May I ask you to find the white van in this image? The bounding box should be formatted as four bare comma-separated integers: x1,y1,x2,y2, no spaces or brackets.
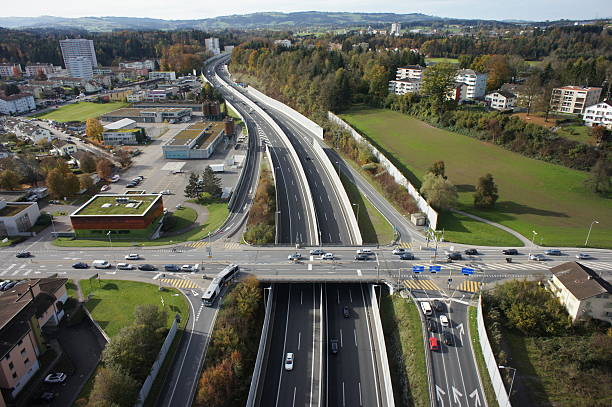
92,260,111,269
420,301,433,316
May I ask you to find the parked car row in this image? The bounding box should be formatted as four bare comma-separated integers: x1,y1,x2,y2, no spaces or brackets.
0,280,24,291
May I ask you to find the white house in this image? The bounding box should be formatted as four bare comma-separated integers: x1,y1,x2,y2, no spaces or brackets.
548,262,612,323
389,79,422,95
50,139,78,156
0,201,40,237
455,69,488,99
485,90,517,111
149,71,176,81
582,101,612,129
396,65,424,81
0,94,36,115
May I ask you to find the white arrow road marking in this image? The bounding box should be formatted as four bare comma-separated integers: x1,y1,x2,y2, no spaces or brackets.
469,389,482,407
6,264,16,272
152,273,162,280
457,323,465,336
436,385,446,405
452,386,463,404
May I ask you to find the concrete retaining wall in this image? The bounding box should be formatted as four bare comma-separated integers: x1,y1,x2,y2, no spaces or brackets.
216,69,319,245
370,285,395,407
246,287,274,407
478,296,511,407
328,112,439,230
225,98,249,211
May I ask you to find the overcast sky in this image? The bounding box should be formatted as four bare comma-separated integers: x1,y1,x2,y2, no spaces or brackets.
3,0,611,21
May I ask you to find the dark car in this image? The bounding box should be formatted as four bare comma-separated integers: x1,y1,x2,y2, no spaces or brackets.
432,299,444,312
464,248,478,255
138,264,157,271
164,264,180,272
72,262,89,269
447,252,462,260
443,331,454,346
126,182,137,188
355,253,368,260
426,318,437,332
31,392,56,405
399,252,415,260
16,251,31,258
502,249,519,255
343,306,350,318
330,339,339,354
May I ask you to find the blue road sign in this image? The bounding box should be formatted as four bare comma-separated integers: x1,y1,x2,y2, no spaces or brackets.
461,267,475,275
429,265,441,273
412,265,425,273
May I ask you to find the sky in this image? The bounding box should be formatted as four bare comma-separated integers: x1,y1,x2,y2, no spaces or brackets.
2,0,611,21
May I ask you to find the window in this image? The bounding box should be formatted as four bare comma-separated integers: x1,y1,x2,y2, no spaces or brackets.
8,362,14,370
24,358,29,365
20,348,26,356
12,372,17,379
17,339,23,346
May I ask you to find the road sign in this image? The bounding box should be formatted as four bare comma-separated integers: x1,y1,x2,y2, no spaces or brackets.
429,265,441,273
412,265,424,273
461,267,475,275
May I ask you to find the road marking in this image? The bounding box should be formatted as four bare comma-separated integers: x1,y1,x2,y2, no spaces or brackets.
275,285,292,407
292,387,297,407
435,385,446,406
308,263,312,271
342,382,345,407
11,270,20,276
469,389,482,407
452,386,463,404
358,382,363,406
301,290,303,305
349,289,353,303
340,328,343,347
152,273,162,280
6,264,15,272
23,270,31,275
337,289,340,304
354,329,357,347
357,269,362,276
298,331,301,351
0,270,7,276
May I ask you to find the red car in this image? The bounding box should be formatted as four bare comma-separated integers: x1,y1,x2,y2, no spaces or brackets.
429,336,440,351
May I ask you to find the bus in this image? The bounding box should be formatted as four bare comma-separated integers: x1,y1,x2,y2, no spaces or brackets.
201,264,240,306
420,301,433,316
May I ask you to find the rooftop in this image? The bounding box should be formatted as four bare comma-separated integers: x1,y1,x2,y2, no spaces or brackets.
101,107,189,118
558,86,602,91
550,262,612,300
0,203,29,217
168,121,225,149
71,194,161,216
103,118,136,130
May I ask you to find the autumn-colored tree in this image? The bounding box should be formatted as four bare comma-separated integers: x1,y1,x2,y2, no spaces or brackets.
428,160,446,179
116,149,132,168
79,174,94,192
64,172,80,197
0,169,21,190
87,367,139,407
233,277,261,319
96,158,113,180
86,118,104,142
79,153,97,173
474,173,499,208
420,172,458,210
46,168,65,199
195,352,241,407
421,62,457,114
590,125,609,146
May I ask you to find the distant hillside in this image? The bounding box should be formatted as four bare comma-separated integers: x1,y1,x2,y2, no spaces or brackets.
0,11,498,32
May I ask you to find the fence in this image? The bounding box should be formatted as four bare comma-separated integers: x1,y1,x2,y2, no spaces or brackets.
327,112,438,230
246,287,274,407
134,316,179,407
477,296,511,407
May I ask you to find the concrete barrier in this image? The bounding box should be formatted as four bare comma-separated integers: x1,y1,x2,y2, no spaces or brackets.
264,145,280,244
247,86,323,139
225,98,250,211
370,285,395,407
328,112,439,230
246,286,274,407
478,296,511,407
246,88,362,246
216,69,319,246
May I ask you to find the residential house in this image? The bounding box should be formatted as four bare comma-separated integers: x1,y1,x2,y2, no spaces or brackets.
455,69,488,99
389,79,421,95
0,64,22,78
0,94,36,115
0,278,68,405
550,86,602,115
50,139,77,156
396,65,424,81
14,123,54,143
582,101,612,129
485,90,517,111
448,82,469,103
548,262,612,323
274,39,292,48
119,60,156,70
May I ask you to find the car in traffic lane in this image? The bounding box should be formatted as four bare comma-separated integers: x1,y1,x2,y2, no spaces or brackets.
502,249,519,255
429,336,440,351
529,253,547,261
284,353,294,371
138,264,157,271
72,262,89,269
116,263,134,270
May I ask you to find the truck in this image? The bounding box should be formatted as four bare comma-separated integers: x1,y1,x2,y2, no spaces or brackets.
209,164,224,173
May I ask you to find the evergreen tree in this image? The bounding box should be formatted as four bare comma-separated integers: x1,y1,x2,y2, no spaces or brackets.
201,167,222,197
474,173,499,208
428,161,446,179
184,172,201,198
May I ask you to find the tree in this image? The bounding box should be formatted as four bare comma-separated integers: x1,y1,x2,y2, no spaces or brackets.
519,74,542,116
474,173,499,208
421,63,457,114
201,166,222,197
96,158,113,180
585,156,611,194
428,161,446,179
86,118,104,142
590,125,609,146
88,367,139,407
0,169,21,190
79,174,94,192
133,305,168,337
419,172,458,210
102,324,155,382
1,83,20,96
45,168,66,199
79,153,97,173
116,149,132,168
184,172,201,198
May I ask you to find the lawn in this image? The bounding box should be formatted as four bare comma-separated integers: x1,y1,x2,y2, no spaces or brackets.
35,102,127,122
425,57,459,65
556,125,592,145
340,172,395,244
340,107,612,248
79,279,188,338
54,202,229,247
74,195,158,216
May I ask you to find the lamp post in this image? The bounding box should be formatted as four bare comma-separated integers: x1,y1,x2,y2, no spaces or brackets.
529,230,537,257
585,220,599,247
352,203,360,222
107,230,112,249
498,365,517,404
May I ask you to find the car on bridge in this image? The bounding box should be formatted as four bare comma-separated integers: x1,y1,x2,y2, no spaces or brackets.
529,254,547,261
284,353,294,371
310,249,325,256
72,262,89,269
320,253,334,260
138,264,157,271
355,253,369,260
545,249,562,256
330,339,339,354
288,253,303,261
502,248,519,255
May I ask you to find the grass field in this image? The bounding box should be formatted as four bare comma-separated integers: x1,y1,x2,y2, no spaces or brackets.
425,57,459,65
556,125,592,144
340,172,395,244
79,279,188,338
35,102,127,122
340,107,612,248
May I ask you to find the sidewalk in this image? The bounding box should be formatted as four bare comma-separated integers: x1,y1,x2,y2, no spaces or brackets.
451,209,535,248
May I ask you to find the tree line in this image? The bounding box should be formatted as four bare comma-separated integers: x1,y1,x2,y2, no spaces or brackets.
244,165,276,244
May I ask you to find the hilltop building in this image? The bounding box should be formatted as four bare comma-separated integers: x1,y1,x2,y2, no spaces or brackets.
550,86,602,115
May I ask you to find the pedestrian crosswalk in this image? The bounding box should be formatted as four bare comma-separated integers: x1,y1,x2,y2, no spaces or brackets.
185,241,242,250
225,242,241,250
159,278,199,289
457,280,482,293
403,278,440,291
186,241,210,248
397,241,411,249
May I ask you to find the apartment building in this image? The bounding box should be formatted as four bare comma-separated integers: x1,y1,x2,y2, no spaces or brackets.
550,86,602,115
389,79,421,95
485,90,517,111
583,101,612,129
119,60,156,70
0,278,68,404
149,71,176,81
390,22,402,36
65,56,94,80
103,118,142,145
274,39,292,48
24,64,59,77
0,94,36,115
455,69,488,99
547,262,612,323
396,65,424,81
59,38,98,69
205,38,221,55
0,64,22,78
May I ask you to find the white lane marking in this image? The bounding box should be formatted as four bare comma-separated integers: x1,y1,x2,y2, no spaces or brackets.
292,387,297,407
308,263,313,271
19,264,25,269
298,331,301,351
6,264,16,272
360,284,381,407
337,289,340,304
0,270,7,276
23,270,31,275
358,382,363,406
357,269,362,276
340,328,343,348
342,382,346,407
11,270,20,275
297,212,301,221
349,289,353,303
301,290,303,305
275,285,293,407
152,273,162,280
354,329,358,347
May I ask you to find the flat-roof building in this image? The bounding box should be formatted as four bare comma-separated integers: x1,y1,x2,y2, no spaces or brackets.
100,107,191,123
162,121,226,159
0,201,40,237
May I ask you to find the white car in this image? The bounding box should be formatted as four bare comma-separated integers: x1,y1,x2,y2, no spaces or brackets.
392,248,406,255
181,264,199,272
100,185,110,192
576,253,591,260
529,254,546,261
44,372,67,384
161,190,172,195
321,253,334,260
288,253,302,261
440,314,449,327
357,249,373,255
116,263,134,270
310,249,325,256
125,254,140,260
284,352,294,371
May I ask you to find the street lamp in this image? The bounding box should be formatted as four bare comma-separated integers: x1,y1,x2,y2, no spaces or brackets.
529,230,537,256
585,220,599,247
352,203,360,223
107,230,113,249
498,365,517,403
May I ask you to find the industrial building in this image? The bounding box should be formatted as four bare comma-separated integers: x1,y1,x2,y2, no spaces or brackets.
162,120,234,159
100,107,191,123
